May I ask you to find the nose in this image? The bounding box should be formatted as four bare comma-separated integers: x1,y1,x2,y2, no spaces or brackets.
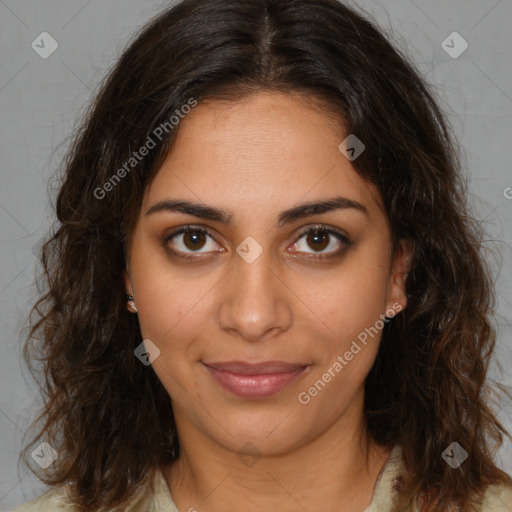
217,246,293,343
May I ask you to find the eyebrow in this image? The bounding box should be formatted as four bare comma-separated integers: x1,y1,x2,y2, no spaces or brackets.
145,196,369,227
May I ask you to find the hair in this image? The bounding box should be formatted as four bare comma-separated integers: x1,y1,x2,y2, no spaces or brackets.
21,0,511,510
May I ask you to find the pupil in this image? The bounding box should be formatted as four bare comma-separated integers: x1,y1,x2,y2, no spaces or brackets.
185,231,205,250
308,230,328,251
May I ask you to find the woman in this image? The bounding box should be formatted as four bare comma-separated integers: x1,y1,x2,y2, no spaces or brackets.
16,0,512,510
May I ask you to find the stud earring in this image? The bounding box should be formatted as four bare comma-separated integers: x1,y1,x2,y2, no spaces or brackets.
126,294,138,313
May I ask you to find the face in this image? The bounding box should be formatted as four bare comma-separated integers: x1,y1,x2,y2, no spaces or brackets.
125,91,410,457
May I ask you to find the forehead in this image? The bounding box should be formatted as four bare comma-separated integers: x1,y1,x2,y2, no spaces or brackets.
142,91,385,223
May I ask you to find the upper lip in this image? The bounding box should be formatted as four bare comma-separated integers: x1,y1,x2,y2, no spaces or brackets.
203,360,309,374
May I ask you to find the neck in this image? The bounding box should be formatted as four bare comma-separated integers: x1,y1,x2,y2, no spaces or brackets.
163,392,391,512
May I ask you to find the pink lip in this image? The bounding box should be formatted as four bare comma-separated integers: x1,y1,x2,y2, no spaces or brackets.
202,361,309,399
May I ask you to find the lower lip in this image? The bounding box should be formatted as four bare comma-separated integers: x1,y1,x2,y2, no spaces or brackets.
203,364,308,399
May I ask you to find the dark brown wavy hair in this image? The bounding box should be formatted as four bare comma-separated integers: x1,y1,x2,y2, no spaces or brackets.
21,0,511,510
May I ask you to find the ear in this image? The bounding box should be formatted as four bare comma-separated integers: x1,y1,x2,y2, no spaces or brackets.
385,239,412,316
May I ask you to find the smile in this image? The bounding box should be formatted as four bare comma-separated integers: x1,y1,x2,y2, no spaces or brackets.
202,361,310,399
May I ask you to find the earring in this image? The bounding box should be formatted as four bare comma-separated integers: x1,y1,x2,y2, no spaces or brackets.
126,294,138,313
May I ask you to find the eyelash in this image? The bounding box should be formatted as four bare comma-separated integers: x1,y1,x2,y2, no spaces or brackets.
163,224,352,261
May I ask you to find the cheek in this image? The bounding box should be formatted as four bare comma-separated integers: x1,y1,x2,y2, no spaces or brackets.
296,264,387,414
135,278,211,349
127,239,205,348
303,247,391,345
293,247,391,409
131,256,208,401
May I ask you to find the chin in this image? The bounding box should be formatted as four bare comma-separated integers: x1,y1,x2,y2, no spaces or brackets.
210,408,312,453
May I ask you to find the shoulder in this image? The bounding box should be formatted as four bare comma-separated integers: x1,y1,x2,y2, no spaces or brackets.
13,486,77,512
366,445,512,512
12,468,176,512
479,481,512,511
365,444,407,510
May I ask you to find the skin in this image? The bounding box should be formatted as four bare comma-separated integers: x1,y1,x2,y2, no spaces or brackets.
125,91,411,512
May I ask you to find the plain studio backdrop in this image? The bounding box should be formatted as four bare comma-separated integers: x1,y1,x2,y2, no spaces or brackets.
0,0,511,510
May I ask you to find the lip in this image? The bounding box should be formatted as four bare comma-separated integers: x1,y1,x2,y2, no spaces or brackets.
202,361,310,399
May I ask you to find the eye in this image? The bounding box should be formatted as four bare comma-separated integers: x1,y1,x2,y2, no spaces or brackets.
163,224,352,260
289,225,352,259
163,226,224,258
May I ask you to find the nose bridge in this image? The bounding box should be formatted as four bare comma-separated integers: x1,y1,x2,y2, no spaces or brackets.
217,241,292,341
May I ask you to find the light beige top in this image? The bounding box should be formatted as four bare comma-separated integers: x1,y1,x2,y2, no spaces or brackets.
13,445,512,511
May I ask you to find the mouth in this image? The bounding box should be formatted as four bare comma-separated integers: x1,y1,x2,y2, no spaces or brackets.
202,360,310,399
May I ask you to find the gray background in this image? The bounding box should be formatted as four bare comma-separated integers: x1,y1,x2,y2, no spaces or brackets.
1,0,511,509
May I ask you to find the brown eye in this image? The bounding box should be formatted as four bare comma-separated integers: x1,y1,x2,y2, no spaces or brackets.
182,230,207,251
305,230,330,252
290,226,352,259
164,226,223,258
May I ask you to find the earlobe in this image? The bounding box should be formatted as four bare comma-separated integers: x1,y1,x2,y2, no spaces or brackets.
124,268,138,314
126,294,138,313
